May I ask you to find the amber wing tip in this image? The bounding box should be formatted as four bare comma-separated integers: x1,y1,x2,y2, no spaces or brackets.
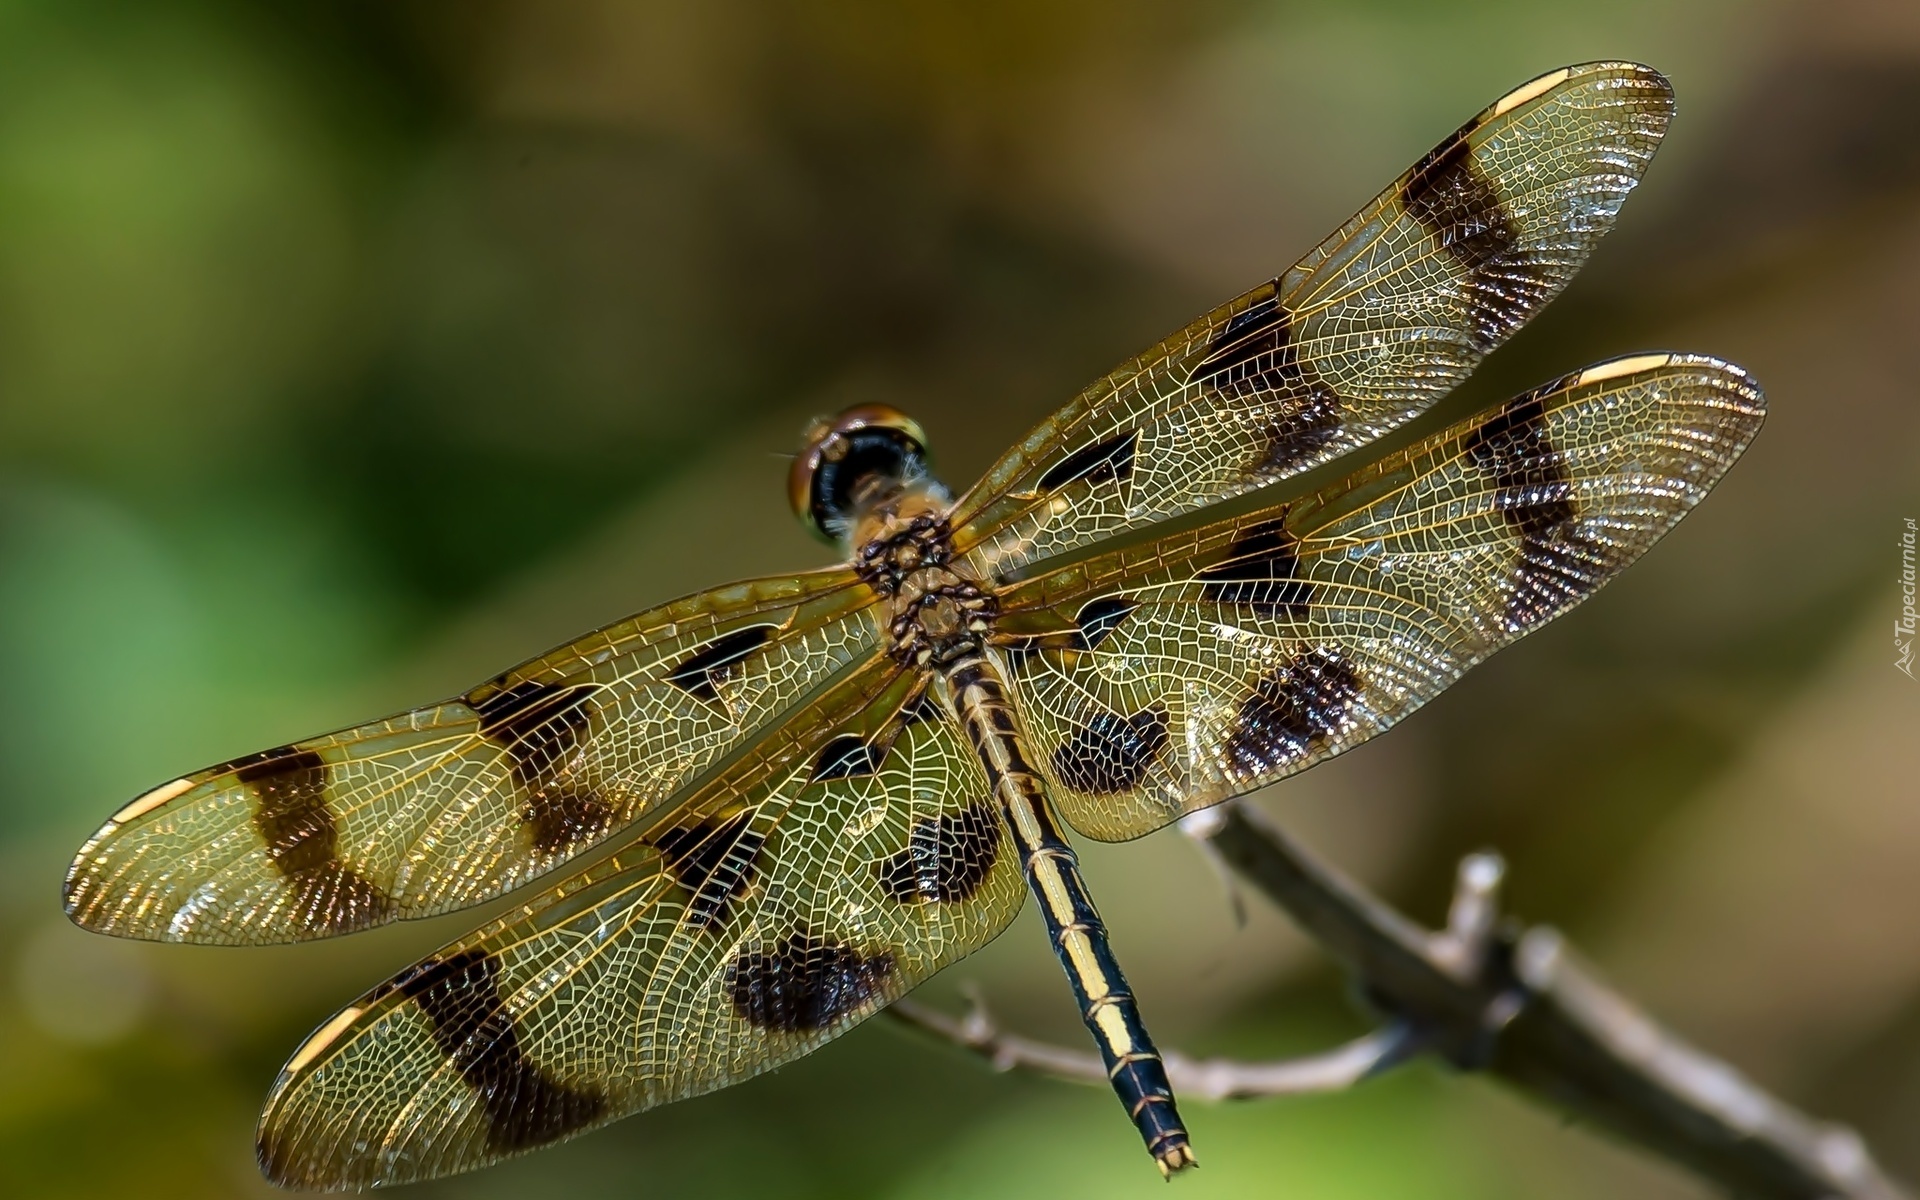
1155,1142,1199,1179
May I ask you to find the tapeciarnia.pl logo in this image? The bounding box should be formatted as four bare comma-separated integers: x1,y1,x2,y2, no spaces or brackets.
1898,517,1916,679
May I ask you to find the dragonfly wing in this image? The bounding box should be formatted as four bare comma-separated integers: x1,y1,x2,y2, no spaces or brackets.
255,665,1023,1189
65,570,884,944
988,354,1764,840
954,62,1675,582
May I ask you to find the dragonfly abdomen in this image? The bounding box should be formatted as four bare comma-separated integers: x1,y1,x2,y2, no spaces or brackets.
943,650,1197,1177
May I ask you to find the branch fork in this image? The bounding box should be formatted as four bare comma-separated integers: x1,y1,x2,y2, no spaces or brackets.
889,802,1909,1200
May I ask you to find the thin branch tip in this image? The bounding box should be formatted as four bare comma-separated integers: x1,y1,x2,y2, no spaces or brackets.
900,802,1909,1199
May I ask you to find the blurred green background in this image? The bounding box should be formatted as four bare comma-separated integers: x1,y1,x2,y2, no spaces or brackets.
3,1,1918,1197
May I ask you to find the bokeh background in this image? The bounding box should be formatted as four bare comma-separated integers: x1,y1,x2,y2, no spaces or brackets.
3,1,1917,1197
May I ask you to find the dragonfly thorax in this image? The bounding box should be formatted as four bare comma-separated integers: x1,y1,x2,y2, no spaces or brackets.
843,496,995,664
883,562,994,666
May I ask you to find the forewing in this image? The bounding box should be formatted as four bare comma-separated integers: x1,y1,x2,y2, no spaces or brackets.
954,62,1675,581
65,570,885,945
255,666,1022,1190
990,354,1763,840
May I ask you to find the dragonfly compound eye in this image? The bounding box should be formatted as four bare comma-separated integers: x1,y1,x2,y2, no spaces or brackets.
788,404,932,543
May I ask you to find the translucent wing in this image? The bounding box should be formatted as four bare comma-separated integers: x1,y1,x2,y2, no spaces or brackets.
65,570,884,945
988,354,1764,840
954,62,1675,582
255,665,1023,1190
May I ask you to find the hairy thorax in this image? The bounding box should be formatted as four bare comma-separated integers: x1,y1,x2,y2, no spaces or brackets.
850,491,996,666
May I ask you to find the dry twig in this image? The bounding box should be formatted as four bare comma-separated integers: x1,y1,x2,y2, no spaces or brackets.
888,801,1909,1200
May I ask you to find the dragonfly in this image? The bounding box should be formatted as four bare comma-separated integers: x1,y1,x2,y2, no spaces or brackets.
64,61,1763,1189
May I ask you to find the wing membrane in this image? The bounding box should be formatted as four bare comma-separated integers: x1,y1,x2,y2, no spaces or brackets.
65,570,883,945
255,666,1023,1190
990,354,1764,840
954,61,1675,582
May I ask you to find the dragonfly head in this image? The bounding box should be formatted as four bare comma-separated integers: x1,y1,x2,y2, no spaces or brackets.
790,404,942,547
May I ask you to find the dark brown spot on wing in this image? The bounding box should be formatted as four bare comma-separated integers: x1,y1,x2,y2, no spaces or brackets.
394,950,606,1153
1190,280,1343,475
1198,519,1314,620
1465,387,1619,630
655,810,765,930
1257,387,1343,476
470,682,595,783
1052,706,1170,795
1465,390,1573,534
1037,428,1137,493
875,800,1001,903
665,625,775,705
808,734,886,783
1501,527,1618,630
1403,128,1549,352
524,790,615,857
1193,280,1289,382
726,932,895,1032
1226,649,1363,779
1404,130,1506,270
468,680,609,855
240,747,392,934
1000,597,1138,667
1073,595,1138,651
240,749,334,874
